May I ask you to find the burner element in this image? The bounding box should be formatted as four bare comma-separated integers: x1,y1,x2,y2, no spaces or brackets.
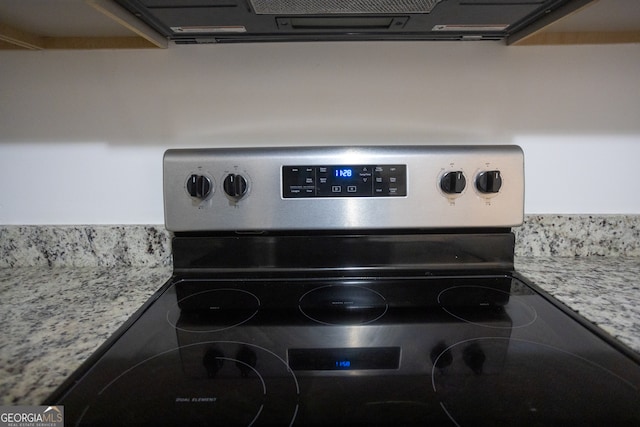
77,342,299,426
298,285,388,325
432,338,640,426
168,288,260,333
437,285,537,329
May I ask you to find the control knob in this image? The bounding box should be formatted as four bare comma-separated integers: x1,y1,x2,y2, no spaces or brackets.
187,174,212,199
223,173,248,199
476,170,502,194
440,171,466,194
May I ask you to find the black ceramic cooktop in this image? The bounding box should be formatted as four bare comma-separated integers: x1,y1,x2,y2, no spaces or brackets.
50,275,640,426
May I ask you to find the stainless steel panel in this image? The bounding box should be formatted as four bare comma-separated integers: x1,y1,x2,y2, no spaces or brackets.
163,145,524,231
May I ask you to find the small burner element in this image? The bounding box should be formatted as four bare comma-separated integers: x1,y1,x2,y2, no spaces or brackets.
298,285,388,325
168,288,260,333
437,285,537,329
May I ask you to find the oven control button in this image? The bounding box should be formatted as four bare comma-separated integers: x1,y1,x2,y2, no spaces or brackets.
186,174,212,199
476,170,502,194
223,173,248,199
440,171,466,194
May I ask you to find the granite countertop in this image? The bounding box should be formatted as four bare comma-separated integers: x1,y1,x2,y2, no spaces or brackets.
0,266,173,406
1,256,639,406
515,256,640,352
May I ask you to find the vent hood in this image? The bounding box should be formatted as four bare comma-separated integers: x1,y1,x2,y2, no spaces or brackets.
115,0,595,44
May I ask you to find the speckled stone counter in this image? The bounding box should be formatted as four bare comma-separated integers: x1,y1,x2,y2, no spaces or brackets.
515,257,640,353
0,225,171,268
0,266,172,405
515,215,640,257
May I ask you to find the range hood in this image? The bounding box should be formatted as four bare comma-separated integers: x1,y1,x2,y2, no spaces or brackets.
115,0,595,44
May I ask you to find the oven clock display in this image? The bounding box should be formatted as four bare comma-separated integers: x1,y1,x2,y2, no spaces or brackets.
283,164,406,198
335,360,352,369
335,168,353,178
288,347,400,371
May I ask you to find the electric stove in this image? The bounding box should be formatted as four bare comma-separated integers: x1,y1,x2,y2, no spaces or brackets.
47,146,640,426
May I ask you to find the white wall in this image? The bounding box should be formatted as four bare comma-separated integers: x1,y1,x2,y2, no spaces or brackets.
1,41,639,224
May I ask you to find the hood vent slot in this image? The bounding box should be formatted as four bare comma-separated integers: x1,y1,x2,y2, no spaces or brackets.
250,0,443,15
276,17,408,30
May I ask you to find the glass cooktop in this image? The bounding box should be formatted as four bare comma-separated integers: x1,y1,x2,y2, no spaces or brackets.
49,275,640,426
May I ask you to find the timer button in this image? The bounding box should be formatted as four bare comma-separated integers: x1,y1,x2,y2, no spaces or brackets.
223,173,248,199
440,171,466,194
187,174,212,199
476,170,503,194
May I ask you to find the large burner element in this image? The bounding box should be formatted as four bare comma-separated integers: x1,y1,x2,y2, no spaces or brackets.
76,342,299,427
432,338,640,426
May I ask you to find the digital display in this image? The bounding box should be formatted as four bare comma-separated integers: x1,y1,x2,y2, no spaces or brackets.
335,168,353,178
282,165,406,198
288,347,400,371
335,360,351,369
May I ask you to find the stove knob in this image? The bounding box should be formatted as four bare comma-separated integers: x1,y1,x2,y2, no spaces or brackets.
223,174,248,199
476,170,502,194
440,171,466,194
187,174,212,199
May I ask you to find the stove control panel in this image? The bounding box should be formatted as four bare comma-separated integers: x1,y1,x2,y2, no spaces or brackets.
163,145,524,231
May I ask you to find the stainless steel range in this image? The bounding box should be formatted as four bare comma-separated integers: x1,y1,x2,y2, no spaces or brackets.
48,145,640,426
